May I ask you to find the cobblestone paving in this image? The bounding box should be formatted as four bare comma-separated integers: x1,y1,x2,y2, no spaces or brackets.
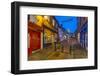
28,38,87,61
28,46,87,61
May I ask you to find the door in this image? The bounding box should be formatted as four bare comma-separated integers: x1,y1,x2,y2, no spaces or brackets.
28,30,41,56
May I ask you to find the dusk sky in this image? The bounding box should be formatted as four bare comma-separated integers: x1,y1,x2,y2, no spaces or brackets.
55,16,78,33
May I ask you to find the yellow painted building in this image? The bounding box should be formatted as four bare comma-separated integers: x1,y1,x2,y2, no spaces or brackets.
34,15,57,49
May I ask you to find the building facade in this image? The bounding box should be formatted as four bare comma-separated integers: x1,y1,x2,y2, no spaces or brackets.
77,17,88,50
28,15,59,56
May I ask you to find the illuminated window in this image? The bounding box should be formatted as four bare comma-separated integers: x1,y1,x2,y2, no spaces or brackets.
44,16,50,21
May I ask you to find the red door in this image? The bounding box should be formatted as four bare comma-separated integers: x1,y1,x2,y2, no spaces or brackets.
28,30,41,56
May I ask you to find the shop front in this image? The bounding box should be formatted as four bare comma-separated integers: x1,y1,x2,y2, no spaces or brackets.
43,27,57,51
28,21,43,56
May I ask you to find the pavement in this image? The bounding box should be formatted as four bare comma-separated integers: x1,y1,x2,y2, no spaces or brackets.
28,38,88,61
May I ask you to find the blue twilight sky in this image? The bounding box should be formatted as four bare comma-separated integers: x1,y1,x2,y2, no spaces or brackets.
54,16,78,33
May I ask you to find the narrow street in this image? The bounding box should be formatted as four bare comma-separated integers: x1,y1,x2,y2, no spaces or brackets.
28,38,87,61
28,15,88,61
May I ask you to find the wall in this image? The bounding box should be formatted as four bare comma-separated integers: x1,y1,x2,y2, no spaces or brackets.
0,0,99,76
